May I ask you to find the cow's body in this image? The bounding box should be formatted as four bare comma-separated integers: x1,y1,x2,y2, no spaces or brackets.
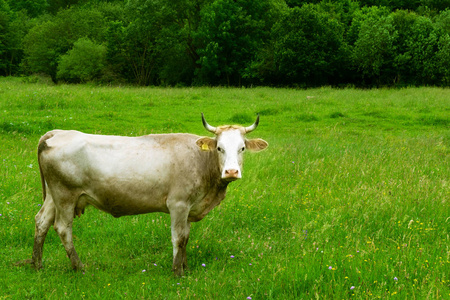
39,131,227,221
28,115,267,276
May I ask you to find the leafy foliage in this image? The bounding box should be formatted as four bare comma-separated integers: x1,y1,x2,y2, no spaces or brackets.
3,0,450,86
57,38,107,83
22,7,106,82
0,0,11,74
437,34,450,85
195,0,276,86
0,0,28,76
268,5,348,86
352,11,397,85
6,0,47,18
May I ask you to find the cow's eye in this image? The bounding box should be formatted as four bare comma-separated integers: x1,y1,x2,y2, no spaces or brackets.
217,147,224,153
241,147,245,152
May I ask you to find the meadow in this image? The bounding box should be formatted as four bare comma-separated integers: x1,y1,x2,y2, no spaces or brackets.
0,77,449,299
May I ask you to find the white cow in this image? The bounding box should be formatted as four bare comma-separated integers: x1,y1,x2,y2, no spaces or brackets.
26,114,268,276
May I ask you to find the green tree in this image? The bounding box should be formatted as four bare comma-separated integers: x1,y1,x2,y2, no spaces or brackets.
284,0,323,7
109,0,171,85
195,0,277,85
6,0,47,18
0,0,11,74
421,0,450,12
358,0,421,10
352,11,397,85
434,10,450,85
434,9,450,34
399,13,440,84
57,37,107,83
268,4,347,86
157,0,212,85
22,7,106,81
164,0,211,68
352,9,445,86
347,6,391,46
5,11,30,76
0,0,29,76
104,0,202,85
436,33,450,85
47,0,81,15
104,21,128,82
316,0,360,27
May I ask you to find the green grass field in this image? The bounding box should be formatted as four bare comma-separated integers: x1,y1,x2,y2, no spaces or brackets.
0,77,449,299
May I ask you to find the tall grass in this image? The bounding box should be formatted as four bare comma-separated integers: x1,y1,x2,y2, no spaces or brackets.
1,77,449,299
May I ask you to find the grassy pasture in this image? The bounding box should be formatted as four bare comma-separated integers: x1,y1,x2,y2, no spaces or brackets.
0,77,449,299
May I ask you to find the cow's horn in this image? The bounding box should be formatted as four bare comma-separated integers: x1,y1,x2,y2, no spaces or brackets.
244,114,260,133
201,113,217,133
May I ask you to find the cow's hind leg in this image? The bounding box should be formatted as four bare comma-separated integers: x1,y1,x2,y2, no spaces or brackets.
169,202,191,276
53,201,84,270
31,195,56,269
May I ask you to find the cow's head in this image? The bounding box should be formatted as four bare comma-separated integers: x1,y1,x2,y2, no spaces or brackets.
196,113,268,181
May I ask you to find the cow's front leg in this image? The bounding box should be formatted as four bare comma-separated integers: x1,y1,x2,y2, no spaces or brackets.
168,202,191,276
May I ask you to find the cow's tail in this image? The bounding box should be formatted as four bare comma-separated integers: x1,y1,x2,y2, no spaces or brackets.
37,130,58,202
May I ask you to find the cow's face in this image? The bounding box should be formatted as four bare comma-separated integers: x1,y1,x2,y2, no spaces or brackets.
196,114,268,181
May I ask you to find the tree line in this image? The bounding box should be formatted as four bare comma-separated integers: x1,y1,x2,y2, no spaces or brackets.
1,0,450,87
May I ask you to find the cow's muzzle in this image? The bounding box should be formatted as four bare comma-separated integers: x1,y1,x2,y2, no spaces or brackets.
223,169,240,181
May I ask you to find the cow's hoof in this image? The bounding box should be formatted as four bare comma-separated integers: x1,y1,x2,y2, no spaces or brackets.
72,263,85,271
15,259,43,270
172,267,185,277
14,259,32,267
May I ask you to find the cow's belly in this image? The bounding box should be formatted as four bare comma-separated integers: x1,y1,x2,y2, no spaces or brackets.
79,182,171,217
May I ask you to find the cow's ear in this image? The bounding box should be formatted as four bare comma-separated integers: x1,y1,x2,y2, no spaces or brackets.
245,138,268,152
196,137,217,151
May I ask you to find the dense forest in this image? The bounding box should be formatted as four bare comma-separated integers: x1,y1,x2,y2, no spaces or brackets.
1,0,450,87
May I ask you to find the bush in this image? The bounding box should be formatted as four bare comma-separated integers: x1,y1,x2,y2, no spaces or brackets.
57,38,107,83
22,7,106,81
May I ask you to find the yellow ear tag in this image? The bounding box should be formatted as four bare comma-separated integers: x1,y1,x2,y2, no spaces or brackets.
201,143,209,151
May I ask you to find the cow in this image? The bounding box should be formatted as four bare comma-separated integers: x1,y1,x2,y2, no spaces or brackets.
26,113,268,276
